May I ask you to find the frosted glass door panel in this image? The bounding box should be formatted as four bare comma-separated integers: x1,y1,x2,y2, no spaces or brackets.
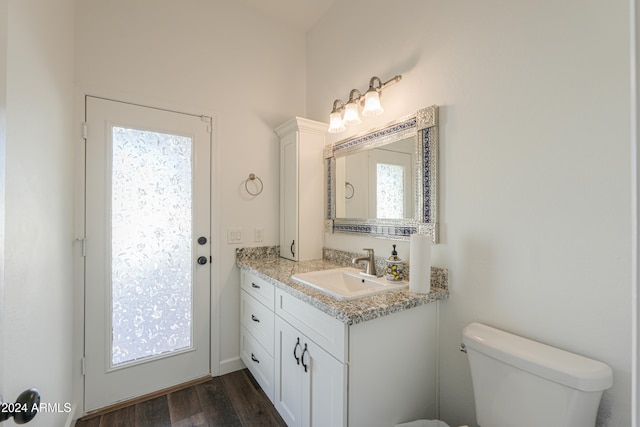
111,127,194,366
84,96,211,412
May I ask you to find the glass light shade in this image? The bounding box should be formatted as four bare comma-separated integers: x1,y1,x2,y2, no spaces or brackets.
328,111,346,134
362,91,384,117
342,102,361,125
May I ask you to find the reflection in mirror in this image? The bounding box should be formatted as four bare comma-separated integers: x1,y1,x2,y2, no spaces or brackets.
325,106,438,241
337,136,415,219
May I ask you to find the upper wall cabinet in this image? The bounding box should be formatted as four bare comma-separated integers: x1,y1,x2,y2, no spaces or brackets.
275,118,327,261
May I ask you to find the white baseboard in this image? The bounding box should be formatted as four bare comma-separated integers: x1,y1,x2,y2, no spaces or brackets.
218,356,246,375
65,403,78,427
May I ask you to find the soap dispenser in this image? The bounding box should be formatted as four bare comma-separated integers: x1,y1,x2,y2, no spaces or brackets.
385,244,403,282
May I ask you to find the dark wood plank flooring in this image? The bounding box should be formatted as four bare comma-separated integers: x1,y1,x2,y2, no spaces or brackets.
76,369,287,427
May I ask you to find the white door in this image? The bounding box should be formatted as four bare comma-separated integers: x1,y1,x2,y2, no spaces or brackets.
84,96,212,412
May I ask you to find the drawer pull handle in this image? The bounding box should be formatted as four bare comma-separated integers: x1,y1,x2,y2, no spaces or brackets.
251,353,260,364
301,343,309,373
251,282,260,289
293,337,302,365
251,314,260,323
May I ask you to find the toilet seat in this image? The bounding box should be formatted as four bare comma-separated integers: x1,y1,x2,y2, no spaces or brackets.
394,421,468,427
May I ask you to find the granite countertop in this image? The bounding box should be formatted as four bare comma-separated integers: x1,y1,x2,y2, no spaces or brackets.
236,247,449,325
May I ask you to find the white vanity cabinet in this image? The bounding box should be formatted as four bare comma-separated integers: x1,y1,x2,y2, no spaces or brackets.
239,270,276,401
274,290,347,427
273,288,438,427
275,316,347,427
275,118,327,261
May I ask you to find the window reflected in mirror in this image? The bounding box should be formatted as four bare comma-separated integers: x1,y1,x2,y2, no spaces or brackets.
377,163,405,219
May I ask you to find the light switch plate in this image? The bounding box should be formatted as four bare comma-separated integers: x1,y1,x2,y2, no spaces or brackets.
227,227,243,244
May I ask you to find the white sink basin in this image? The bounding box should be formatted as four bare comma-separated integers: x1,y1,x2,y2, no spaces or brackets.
291,267,408,300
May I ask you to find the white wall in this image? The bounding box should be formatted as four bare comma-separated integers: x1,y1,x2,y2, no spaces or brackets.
4,0,75,425
75,0,306,378
0,0,7,401
308,1,632,426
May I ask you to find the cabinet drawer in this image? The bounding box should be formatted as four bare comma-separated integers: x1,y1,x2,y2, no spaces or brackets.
275,289,347,362
240,290,275,355
241,326,275,403
241,270,275,309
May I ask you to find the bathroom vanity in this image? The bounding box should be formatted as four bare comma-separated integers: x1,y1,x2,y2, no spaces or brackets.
237,247,449,427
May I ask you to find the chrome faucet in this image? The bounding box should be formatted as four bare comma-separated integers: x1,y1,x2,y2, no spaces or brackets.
352,248,377,276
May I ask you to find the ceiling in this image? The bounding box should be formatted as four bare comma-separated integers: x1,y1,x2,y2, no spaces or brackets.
232,0,338,32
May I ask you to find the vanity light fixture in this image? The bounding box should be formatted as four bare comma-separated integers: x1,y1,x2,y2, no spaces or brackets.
342,89,363,126
329,100,346,133
328,75,402,134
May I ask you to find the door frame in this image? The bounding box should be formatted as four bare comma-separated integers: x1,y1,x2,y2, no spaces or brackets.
72,89,220,416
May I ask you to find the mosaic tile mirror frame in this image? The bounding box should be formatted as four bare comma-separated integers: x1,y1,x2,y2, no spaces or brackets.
324,105,439,242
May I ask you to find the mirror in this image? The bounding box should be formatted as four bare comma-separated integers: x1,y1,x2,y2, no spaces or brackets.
338,136,415,219
325,105,439,241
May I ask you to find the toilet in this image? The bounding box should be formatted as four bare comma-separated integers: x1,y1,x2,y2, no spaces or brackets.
397,322,613,427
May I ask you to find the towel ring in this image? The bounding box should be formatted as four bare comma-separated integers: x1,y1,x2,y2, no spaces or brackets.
245,173,263,196
345,181,355,199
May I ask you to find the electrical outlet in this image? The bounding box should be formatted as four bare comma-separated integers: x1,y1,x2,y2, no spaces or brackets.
254,227,264,242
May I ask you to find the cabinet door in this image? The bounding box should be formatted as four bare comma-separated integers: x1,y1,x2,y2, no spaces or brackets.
302,336,347,427
280,132,298,261
275,317,347,427
275,317,304,427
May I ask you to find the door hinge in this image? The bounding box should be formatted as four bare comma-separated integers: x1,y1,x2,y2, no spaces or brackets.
75,237,86,257
201,116,212,134
81,357,86,376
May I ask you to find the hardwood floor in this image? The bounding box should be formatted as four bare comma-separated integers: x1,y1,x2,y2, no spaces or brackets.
76,369,287,427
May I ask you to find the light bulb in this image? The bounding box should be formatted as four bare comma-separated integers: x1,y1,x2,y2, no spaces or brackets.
342,102,361,126
362,90,383,117
328,111,346,133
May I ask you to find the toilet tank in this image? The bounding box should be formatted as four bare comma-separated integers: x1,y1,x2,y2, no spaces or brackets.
462,323,613,427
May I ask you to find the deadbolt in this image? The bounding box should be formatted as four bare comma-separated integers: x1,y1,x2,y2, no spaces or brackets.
197,236,207,245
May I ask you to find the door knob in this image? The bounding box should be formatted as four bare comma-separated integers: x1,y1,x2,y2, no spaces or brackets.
0,388,40,424
197,256,208,265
